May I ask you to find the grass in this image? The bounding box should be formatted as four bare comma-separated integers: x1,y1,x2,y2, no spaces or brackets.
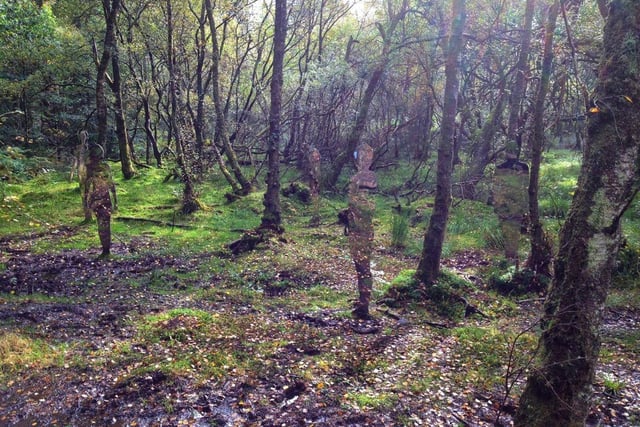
451,324,538,388
1,149,640,423
0,331,66,379
345,390,399,410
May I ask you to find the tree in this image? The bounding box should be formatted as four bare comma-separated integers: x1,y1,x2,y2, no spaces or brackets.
415,0,466,285
506,0,535,159
204,0,253,198
166,0,199,214
108,7,136,179
515,0,640,425
95,0,119,158
324,0,408,189
525,0,559,277
0,0,85,150
260,0,287,232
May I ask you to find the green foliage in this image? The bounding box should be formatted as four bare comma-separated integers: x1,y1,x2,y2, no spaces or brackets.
344,390,399,410
446,200,502,254
451,324,538,388
0,146,54,182
613,240,640,288
384,269,474,321
139,308,215,344
538,150,581,219
600,372,625,396
0,0,57,74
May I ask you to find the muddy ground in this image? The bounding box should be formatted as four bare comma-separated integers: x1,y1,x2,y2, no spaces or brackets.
0,229,638,427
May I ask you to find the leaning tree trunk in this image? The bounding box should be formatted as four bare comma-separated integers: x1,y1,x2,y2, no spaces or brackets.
415,0,465,285
525,0,558,277
260,0,287,233
515,1,640,425
324,0,408,189
204,0,252,197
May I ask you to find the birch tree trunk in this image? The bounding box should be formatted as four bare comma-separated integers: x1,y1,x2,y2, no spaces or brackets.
515,1,640,424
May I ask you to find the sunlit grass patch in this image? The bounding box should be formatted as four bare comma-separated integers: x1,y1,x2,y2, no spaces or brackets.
344,389,399,410
138,308,215,344
451,324,538,388
0,331,66,378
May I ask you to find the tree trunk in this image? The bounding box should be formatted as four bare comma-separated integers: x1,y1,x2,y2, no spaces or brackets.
166,0,199,214
96,0,119,158
515,1,640,425
415,0,466,285
204,0,252,196
142,97,161,167
525,0,558,277
324,0,408,189
260,0,287,233
110,40,136,179
506,0,535,159
458,87,506,199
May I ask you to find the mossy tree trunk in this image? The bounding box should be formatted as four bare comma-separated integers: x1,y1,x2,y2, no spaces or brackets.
415,0,465,285
515,1,640,425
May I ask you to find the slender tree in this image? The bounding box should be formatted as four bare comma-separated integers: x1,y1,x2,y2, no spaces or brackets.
506,0,535,158
95,0,118,157
109,31,136,179
324,0,408,189
516,0,640,425
260,0,287,232
415,0,466,284
525,0,559,277
166,0,199,213
204,0,253,197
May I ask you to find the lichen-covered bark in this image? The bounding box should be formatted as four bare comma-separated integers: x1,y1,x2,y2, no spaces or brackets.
515,1,640,425
416,0,465,285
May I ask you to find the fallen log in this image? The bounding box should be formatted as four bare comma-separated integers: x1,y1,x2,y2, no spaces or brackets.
115,216,195,229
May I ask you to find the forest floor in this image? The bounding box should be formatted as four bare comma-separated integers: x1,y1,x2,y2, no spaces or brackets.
0,224,639,427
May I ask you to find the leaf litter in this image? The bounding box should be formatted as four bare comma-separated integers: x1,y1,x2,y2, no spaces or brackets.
0,227,638,426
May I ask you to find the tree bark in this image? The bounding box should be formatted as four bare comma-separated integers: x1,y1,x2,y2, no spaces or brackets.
515,1,640,425
525,0,558,277
96,0,119,159
415,0,466,285
506,0,535,159
166,0,199,214
110,39,136,179
260,0,287,233
204,0,253,196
